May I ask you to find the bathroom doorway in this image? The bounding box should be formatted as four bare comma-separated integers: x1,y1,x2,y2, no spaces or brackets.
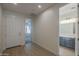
59,3,78,56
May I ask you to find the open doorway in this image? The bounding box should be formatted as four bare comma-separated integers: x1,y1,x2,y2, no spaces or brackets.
59,4,77,56
59,18,75,56
24,19,32,55
25,19,32,44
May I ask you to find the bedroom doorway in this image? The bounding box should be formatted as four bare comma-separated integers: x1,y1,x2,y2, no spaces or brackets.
25,19,32,44
24,19,32,55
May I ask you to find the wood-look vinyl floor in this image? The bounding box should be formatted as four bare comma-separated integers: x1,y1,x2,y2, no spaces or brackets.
3,43,55,56
59,46,75,56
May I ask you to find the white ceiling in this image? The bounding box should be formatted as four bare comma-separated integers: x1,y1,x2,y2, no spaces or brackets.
2,3,55,15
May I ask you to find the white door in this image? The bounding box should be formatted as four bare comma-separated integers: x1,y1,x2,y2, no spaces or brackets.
6,15,19,48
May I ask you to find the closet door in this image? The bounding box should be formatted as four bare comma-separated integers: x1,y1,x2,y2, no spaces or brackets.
6,15,19,48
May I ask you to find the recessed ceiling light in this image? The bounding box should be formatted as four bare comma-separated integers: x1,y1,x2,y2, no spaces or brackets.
38,5,42,8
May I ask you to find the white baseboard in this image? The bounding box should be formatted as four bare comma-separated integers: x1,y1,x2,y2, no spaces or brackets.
32,41,58,56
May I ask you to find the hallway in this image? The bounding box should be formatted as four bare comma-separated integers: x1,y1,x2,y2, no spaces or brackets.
3,43,55,56
0,3,59,56
0,3,77,56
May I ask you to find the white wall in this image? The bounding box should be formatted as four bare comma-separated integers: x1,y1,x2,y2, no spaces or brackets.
2,10,27,49
0,5,3,53
32,4,66,55
77,7,79,55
